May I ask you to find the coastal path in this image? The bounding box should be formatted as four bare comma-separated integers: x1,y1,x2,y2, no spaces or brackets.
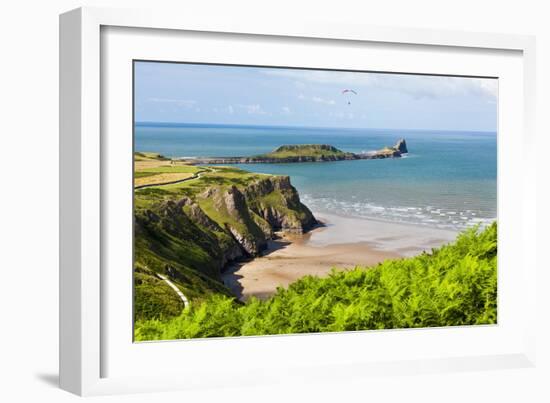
156,273,190,309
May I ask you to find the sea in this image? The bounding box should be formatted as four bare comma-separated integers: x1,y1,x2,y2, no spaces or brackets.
135,122,497,231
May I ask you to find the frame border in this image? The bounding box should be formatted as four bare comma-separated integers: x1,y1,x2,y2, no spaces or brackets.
59,6,537,396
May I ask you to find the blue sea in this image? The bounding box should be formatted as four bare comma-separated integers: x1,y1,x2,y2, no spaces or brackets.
135,122,497,231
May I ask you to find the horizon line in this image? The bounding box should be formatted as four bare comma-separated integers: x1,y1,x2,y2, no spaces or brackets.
134,120,497,134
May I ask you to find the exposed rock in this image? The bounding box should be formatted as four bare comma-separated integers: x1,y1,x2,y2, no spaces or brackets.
394,138,408,154
252,213,274,238
227,225,264,256
185,202,222,232
176,196,246,265
243,176,317,233
219,186,247,218
213,185,268,256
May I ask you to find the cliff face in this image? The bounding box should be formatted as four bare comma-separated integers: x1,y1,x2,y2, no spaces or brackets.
134,174,317,320
244,176,317,233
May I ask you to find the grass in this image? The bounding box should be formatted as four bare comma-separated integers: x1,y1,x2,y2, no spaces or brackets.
135,222,497,340
146,166,268,195
256,144,353,159
138,165,202,174
135,171,159,179
134,268,186,321
133,210,235,321
134,172,196,188
134,152,168,161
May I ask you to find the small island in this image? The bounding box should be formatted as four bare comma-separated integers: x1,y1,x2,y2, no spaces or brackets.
186,139,408,165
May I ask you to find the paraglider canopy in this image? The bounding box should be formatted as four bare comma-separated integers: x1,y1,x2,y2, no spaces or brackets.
341,89,357,105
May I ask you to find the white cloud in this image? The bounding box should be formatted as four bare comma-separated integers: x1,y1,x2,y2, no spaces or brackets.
312,96,336,105
476,79,498,98
148,98,197,108
298,94,336,105
281,106,291,115
263,69,375,86
237,104,269,115
329,111,355,120
381,75,498,100
261,69,497,100
213,105,235,114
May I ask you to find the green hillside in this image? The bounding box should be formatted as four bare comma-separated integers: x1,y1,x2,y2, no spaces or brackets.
133,163,317,321
258,144,354,159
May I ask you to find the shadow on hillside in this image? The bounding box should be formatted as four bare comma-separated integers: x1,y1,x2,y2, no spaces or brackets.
221,238,292,301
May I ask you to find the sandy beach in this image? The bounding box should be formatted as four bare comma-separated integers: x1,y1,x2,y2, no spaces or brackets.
222,213,459,301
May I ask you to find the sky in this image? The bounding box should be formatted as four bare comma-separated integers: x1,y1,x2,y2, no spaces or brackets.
134,61,498,132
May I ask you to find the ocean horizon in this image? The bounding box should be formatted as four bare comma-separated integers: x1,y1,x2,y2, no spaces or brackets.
135,121,497,231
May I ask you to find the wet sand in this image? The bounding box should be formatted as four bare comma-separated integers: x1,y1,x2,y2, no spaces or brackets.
307,212,458,256
222,213,459,301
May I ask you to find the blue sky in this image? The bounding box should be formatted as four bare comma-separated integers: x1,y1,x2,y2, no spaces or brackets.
134,61,497,132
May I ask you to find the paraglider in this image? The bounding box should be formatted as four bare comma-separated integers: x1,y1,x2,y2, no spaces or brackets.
341,89,357,105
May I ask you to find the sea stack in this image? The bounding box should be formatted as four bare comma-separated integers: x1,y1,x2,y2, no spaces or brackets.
394,139,408,154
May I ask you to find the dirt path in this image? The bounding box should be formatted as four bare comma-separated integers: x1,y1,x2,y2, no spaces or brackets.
156,273,189,309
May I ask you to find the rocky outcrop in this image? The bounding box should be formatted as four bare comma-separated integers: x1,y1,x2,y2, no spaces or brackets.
214,185,268,255
187,140,408,165
243,176,317,233
394,139,408,154
178,196,244,265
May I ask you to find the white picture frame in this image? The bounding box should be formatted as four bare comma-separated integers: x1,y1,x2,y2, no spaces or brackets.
59,6,537,396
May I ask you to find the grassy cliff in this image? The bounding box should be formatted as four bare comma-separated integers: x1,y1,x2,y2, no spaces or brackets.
133,153,317,321
135,223,497,340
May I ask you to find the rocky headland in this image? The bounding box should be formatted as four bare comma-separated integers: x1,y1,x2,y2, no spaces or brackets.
133,165,318,320
187,139,408,165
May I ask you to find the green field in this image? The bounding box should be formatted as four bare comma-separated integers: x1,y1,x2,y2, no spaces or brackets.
138,165,202,174
134,152,169,161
